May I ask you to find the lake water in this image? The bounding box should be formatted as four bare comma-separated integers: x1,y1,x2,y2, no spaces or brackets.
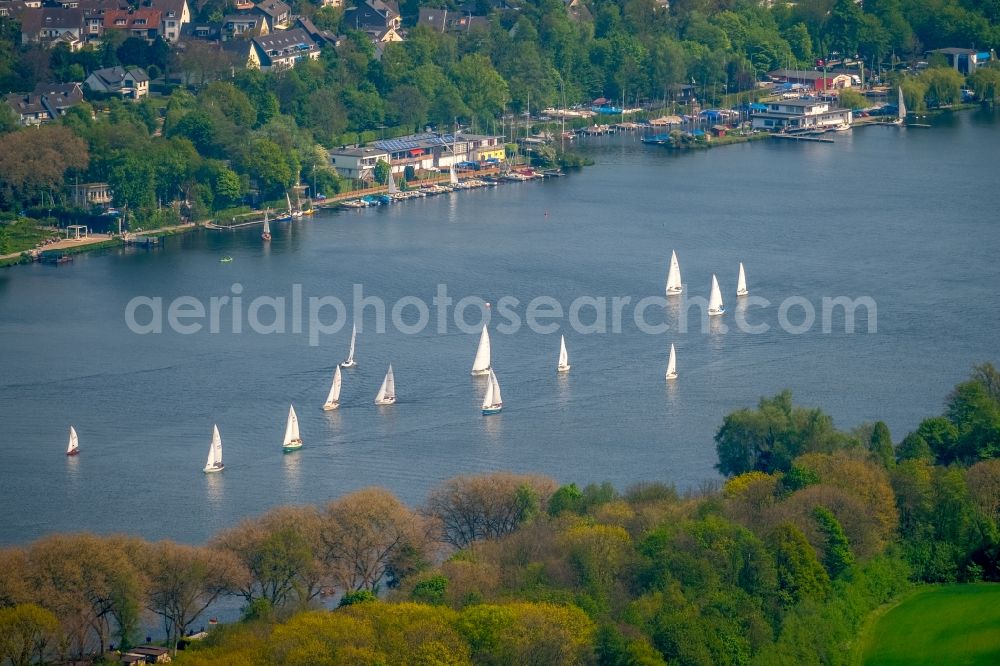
2,110,999,546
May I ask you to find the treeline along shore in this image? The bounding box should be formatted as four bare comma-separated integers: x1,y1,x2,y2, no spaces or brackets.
2,363,999,665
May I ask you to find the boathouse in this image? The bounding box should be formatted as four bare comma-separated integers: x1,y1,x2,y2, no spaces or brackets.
750,99,852,132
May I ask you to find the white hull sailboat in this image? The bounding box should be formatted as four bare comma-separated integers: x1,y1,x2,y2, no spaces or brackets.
261,211,271,241
282,405,303,452
340,324,357,368
66,426,79,456
666,250,683,295
375,365,396,405
894,86,906,125
323,365,342,411
481,368,503,415
557,334,570,373
666,343,678,380
449,164,460,188
386,169,400,197
736,262,748,297
203,424,225,473
470,325,491,376
708,274,725,316
287,192,302,219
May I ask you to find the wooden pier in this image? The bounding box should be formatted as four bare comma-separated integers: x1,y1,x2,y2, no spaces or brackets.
771,134,835,143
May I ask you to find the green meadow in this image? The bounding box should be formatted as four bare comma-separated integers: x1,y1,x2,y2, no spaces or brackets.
861,584,1000,665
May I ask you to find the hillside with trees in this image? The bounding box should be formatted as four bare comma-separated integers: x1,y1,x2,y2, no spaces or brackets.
1,0,999,240
1,363,999,664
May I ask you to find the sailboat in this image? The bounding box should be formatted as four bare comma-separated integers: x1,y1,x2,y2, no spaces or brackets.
557,334,570,373
323,366,342,411
340,324,357,368
481,368,503,415
66,426,79,456
666,343,678,380
287,192,302,219
203,424,225,473
736,262,748,297
374,365,396,405
261,210,271,241
282,405,303,452
666,250,683,295
470,325,491,376
449,164,460,188
708,274,725,316
894,86,906,125
386,170,400,197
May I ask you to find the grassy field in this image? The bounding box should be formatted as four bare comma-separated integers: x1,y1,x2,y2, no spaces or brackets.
0,218,55,255
860,583,1000,665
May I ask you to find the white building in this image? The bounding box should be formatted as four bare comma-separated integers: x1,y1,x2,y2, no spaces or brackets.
750,99,852,132
327,146,391,180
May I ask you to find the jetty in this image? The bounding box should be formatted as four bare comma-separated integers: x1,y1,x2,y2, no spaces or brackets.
770,134,835,143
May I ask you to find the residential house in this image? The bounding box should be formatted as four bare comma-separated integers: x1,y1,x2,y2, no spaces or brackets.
19,7,84,46
0,1,28,19
294,16,342,47
250,28,320,71
222,13,268,38
124,646,171,663
750,99,852,132
180,21,221,40
147,0,190,42
344,0,400,33
320,0,343,6
103,9,162,43
767,68,853,91
327,146,390,180
84,66,149,99
72,182,113,208
254,0,290,30
927,47,992,75
5,82,84,125
416,7,488,34
77,0,131,42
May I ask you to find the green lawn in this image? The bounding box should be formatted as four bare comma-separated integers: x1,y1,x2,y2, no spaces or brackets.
861,584,1000,665
0,218,54,255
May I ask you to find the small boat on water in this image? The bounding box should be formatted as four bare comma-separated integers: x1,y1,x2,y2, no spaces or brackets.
203,424,225,473
286,192,302,219
894,87,906,125
449,164,460,188
481,368,503,415
220,256,233,263
666,250,683,295
374,365,396,405
557,334,570,373
323,366,342,411
261,211,271,241
340,324,357,368
666,344,678,380
736,262,748,297
66,426,79,456
282,405,303,452
470,325,491,376
708,274,725,316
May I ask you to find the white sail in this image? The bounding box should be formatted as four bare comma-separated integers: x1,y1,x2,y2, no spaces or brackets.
67,426,79,455
471,325,491,375
283,405,301,448
375,365,396,404
737,262,748,296
897,87,906,122
666,250,683,295
204,424,224,471
449,164,459,186
557,334,570,372
490,369,502,405
286,192,293,213
481,370,495,409
666,343,677,379
482,369,502,410
323,366,342,410
709,274,725,315
341,324,357,367
263,216,270,235
386,170,399,194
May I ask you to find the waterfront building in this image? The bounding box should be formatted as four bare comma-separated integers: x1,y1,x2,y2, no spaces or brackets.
328,132,505,179
927,48,993,75
767,69,854,91
750,99,852,132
